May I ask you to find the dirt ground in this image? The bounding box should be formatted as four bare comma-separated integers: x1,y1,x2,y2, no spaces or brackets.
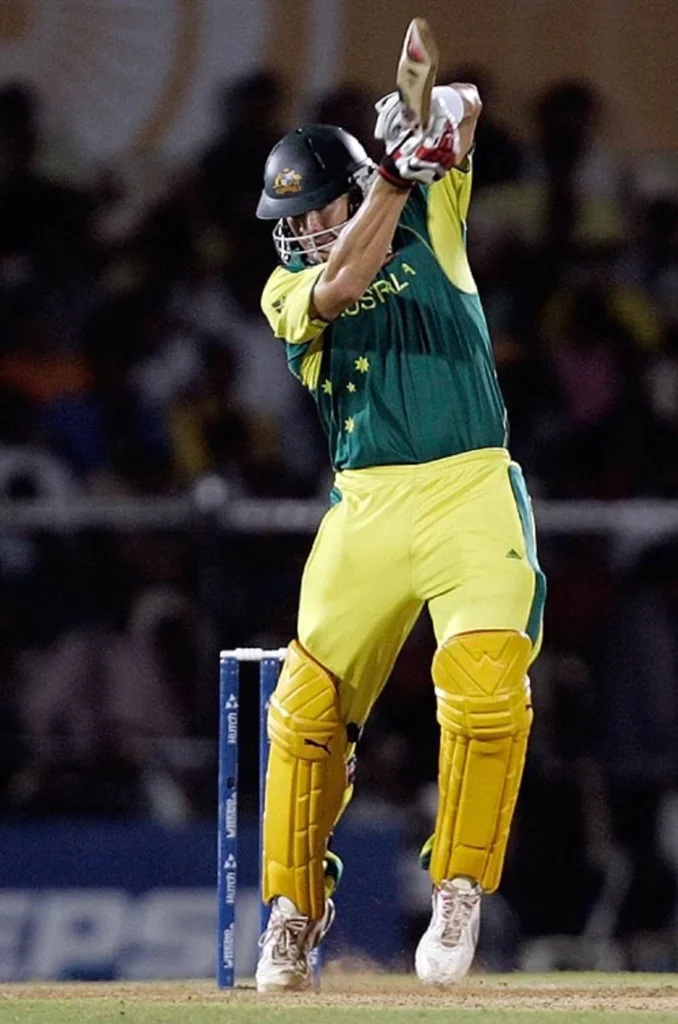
2,973,678,1014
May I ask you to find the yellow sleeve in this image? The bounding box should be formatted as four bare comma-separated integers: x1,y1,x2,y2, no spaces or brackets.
426,158,477,294
261,264,327,344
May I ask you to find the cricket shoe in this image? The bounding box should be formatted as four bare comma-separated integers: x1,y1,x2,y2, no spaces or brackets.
255,895,335,992
415,876,482,984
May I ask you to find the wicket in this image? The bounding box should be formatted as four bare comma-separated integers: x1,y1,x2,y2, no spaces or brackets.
216,647,321,988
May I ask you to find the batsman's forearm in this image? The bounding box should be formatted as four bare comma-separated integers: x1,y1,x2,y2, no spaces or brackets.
313,177,410,320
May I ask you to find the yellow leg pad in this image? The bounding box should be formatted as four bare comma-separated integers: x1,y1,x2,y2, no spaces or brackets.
262,641,348,919
430,630,533,893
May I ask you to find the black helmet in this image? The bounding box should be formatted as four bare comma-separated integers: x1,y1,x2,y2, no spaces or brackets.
256,124,374,220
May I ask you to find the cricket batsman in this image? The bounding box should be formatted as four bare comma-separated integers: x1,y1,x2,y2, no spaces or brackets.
253,20,545,991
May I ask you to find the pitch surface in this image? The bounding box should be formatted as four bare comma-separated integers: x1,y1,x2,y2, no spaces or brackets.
1,973,678,1022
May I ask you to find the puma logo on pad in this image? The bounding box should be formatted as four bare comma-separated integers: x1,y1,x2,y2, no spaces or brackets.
304,738,331,755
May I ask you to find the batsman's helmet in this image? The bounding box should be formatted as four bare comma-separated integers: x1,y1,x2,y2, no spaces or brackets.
257,124,373,218
256,124,375,264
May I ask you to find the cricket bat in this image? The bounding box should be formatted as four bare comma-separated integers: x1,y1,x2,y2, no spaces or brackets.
396,17,439,130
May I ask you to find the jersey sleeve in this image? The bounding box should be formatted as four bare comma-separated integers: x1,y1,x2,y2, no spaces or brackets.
431,154,474,222
426,156,477,295
261,263,327,345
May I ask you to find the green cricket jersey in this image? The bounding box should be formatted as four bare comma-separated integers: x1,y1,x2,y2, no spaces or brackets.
261,163,508,470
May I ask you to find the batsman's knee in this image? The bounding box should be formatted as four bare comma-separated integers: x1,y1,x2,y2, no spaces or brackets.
432,629,533,740
429,629,533,893
267,640,346,760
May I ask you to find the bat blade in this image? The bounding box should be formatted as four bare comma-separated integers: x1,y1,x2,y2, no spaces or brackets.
396,17,439,130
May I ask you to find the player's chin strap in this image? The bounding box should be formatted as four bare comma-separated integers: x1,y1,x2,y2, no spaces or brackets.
273,162,377,267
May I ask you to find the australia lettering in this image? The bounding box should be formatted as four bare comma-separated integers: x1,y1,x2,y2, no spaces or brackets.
341,265,417,318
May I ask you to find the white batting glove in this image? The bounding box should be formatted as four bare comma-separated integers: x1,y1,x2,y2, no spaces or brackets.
374,90,418,154
376,92,461,187
375,87,465,154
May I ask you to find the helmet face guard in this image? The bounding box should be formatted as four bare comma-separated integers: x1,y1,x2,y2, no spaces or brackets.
273,217,348,266
272,162,375,265
257,125,376,266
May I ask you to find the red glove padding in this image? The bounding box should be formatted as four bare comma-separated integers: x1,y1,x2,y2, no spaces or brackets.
378,106,460,187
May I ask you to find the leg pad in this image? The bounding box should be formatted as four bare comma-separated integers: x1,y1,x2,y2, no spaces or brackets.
263,641,348,918
430,630,533,893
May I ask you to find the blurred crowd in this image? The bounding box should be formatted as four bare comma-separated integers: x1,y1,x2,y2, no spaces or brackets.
2,68,678,965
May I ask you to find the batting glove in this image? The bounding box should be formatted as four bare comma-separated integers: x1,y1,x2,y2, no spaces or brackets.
374,90,419,153
375,91,461,188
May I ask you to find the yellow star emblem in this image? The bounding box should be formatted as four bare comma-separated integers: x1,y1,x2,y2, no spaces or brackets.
344,417,355,433
355,356,370,373
346,381,356,393
321,379,332,394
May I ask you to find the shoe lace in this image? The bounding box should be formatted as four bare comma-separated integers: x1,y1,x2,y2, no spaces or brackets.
437,884,479,947
259,907,309,966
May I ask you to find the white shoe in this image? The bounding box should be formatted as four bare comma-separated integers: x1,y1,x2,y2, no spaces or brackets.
415,877,482,985
255,896,335,992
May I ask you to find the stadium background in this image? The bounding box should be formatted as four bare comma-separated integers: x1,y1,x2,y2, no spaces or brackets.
1,0,678,980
